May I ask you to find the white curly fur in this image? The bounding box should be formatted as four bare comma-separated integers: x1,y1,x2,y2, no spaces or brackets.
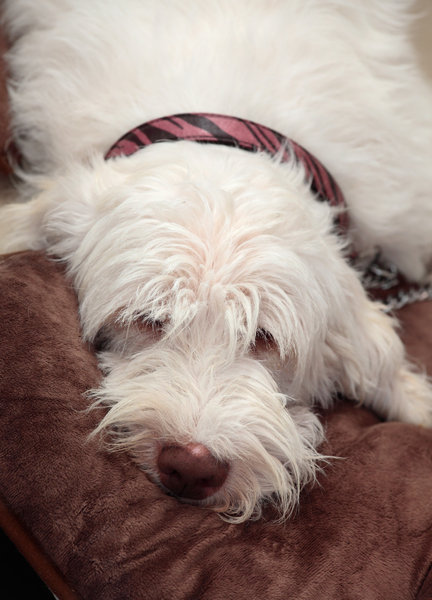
1,0,432,521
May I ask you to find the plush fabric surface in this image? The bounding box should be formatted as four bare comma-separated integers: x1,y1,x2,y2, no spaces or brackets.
0,250,432,600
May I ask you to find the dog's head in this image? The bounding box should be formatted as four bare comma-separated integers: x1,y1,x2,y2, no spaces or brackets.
36,140,395,521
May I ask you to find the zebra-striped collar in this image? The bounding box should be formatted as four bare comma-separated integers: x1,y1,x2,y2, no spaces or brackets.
105,112,348,233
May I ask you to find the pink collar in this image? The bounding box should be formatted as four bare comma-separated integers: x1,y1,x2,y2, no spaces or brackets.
105,112,348,232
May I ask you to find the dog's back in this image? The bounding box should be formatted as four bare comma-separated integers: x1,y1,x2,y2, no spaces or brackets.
4,0,432,277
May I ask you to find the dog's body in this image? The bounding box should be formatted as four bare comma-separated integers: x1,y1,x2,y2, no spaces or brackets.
1,0,432,521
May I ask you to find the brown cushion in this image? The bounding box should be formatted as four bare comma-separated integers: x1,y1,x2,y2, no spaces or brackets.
1,250,432,599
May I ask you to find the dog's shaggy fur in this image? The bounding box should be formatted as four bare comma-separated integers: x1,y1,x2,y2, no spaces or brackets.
1,0,432,522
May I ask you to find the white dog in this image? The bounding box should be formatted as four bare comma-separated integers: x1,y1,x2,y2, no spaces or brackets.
1,0,432,522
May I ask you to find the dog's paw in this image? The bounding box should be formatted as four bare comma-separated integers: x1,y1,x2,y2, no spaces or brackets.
0,203,31,253
388,368,432,428
0,199,48,254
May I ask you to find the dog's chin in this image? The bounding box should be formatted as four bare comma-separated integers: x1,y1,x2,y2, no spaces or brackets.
151,474,247,521
125,436,323,523
156,480,219,506
154,480,296,524
141,464,232,512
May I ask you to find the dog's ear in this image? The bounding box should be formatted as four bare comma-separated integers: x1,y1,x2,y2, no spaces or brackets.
326,275,432,426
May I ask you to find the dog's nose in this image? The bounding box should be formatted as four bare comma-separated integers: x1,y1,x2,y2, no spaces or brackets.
157,443,229,500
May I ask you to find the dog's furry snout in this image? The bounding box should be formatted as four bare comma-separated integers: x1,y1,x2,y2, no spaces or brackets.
157,443,230,500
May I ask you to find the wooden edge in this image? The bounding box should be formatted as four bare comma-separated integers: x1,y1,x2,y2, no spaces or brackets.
0,496,82,600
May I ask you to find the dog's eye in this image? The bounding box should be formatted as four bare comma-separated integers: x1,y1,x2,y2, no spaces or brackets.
134,316,166,335
254,328,275,349
255,328,273,340
93,327,111,352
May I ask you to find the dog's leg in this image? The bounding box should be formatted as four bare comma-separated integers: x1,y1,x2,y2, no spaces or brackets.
354,303,432,427
0,194,50,253
383,364,432,427
329,287,432,427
